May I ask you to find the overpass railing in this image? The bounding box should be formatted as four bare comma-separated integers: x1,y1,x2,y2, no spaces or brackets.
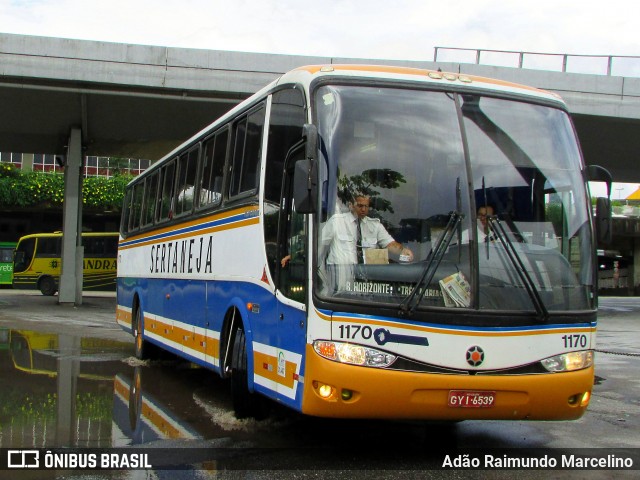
434,47,640,77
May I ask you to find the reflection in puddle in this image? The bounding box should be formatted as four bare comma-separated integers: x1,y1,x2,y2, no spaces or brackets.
0,326,262,451
113,368,202,444
0,327,463,471
0,328,132,448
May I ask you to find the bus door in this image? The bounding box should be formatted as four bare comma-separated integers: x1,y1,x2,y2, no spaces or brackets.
272,146,308,406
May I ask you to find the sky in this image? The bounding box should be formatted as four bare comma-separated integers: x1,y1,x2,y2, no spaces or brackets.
1,0,638,197
2,0,638,62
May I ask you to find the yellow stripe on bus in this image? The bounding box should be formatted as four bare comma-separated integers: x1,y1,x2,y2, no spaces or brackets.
119,206,260,250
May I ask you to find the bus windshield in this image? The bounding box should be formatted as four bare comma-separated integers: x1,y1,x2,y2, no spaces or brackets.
315,84,593,315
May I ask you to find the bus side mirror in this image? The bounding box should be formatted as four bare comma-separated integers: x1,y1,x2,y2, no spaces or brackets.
586,165,612,197
596,197,612,245
586,165,613,245
293,159,317,214
303,123,317,162
293,125,318,214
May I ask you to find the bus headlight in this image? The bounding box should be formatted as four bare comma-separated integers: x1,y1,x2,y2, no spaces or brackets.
541,350,594,372
313,340,396,368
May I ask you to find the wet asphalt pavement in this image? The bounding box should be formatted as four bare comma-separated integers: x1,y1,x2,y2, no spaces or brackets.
0,290,639,479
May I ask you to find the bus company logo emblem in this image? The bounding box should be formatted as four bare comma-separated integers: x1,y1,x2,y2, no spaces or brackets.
466,346,485,367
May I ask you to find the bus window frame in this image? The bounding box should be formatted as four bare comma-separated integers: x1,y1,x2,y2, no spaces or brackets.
174,144,201,219
120,187,133,236
141,170,161,228
35,236,61,258
197,127,230,213
228,103,266,203
128,181,145,233
157,158,178,223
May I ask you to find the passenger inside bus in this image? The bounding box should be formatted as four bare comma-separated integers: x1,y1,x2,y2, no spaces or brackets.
460,204,496,243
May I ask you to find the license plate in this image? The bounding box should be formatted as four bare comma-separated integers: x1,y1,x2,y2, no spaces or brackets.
448,390,496,408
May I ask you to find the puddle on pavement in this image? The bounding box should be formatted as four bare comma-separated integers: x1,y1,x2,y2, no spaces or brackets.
0,327,464,473
0,327,256,450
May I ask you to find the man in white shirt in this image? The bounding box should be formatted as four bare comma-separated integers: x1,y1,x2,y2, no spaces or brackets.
321,194,414,265
459,204,495,244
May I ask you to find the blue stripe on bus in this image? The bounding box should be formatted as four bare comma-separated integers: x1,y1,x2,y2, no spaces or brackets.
321,309,596,333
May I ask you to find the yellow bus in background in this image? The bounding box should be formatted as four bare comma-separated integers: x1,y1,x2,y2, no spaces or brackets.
13,232,117,295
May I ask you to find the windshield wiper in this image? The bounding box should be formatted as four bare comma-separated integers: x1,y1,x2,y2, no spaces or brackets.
488,217,549,322
399,210,462,316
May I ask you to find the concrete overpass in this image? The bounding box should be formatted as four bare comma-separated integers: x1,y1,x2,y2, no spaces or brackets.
2,32,640,181
2,32,640,302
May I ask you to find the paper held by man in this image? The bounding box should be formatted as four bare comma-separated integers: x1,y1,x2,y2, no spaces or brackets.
364,248,389,264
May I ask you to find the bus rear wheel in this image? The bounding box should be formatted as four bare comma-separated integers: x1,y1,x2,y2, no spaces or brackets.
39,276,57,296
231,327,268,419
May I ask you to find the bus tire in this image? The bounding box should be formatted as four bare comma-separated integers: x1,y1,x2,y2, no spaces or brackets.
231,327,268,419
39,276,57,296
128,367,143,432
133,304,153,360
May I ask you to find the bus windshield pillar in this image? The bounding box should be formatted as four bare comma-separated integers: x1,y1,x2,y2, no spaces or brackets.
58,127,84,305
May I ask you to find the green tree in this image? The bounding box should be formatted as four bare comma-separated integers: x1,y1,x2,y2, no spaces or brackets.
0,166,133,211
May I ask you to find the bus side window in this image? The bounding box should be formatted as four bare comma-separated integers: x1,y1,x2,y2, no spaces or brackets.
14,238,36,273
105,236,118,256
199,128,228,209
129,182,144,232
83,237,98,256
158,160,176,222
175,146,199,217
37,237,60,258
121,188,132,236
142,171,160,226
229,106,265,198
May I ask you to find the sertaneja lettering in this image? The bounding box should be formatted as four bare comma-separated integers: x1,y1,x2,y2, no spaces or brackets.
150,236,213,275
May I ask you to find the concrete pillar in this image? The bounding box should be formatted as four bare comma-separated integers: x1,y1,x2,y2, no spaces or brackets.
58,128,84,305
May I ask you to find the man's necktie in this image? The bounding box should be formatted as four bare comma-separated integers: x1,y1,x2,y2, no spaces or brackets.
356,219,364,264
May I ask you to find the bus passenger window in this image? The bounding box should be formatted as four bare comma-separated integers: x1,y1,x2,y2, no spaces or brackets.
120,188,132,235
175,147,199,217
199,129,228,208
83,237,100,256
129,182,144,231
158,161,176,221
105,236,118,256
230,107,265,198
142,172,160,226
36,237,60,257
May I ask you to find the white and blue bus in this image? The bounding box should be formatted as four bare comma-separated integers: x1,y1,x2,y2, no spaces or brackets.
117,65,611,420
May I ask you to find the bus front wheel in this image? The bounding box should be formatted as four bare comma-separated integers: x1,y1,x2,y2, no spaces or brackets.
39,276,57,296
133,305,152,360
231,327,268,419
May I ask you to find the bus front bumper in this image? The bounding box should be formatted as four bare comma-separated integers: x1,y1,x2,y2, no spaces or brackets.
300,345,593,421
